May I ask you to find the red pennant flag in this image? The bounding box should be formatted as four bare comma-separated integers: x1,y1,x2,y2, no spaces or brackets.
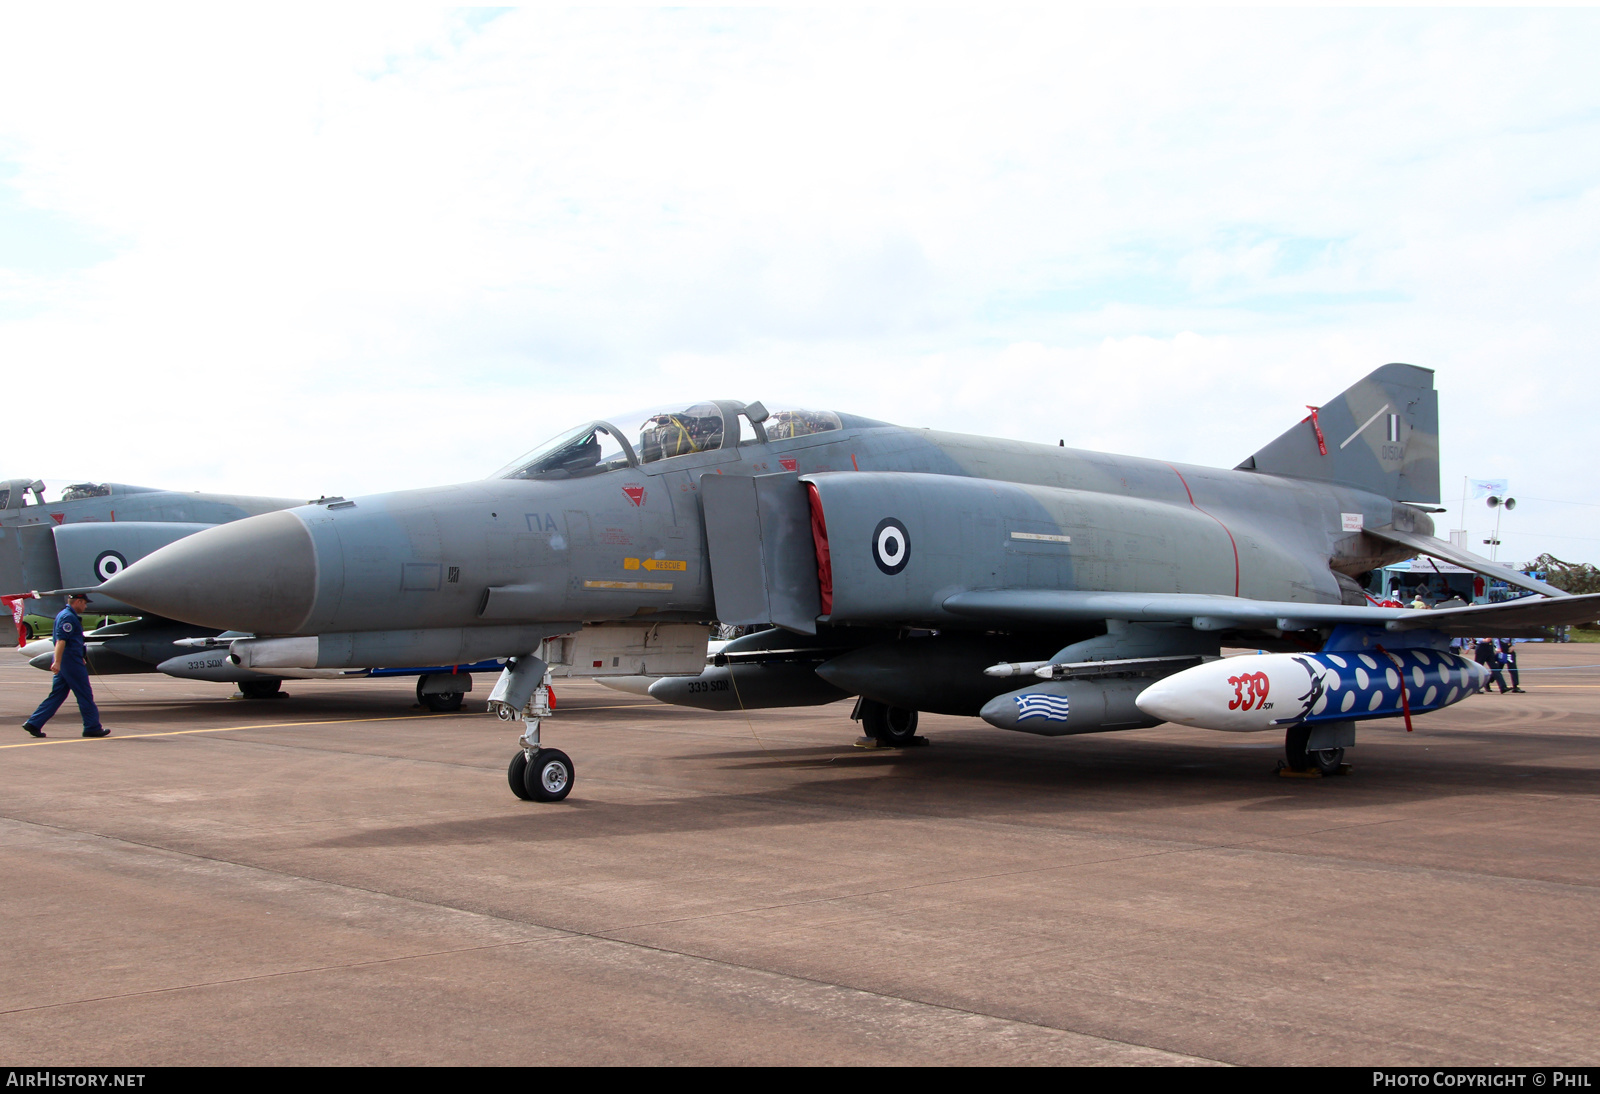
1300,405,1328,456
1,592,39,648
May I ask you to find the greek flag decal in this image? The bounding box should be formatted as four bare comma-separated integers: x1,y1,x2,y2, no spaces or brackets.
1014,693,1071,722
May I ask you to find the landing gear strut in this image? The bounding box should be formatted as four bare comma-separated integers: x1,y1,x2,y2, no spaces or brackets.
494,656,575,803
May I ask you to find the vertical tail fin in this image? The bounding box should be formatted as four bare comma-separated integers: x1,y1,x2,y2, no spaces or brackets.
1237,363,1440,503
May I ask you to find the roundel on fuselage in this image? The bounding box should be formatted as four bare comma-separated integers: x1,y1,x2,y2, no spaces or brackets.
872,517,910,575
94,550,127,582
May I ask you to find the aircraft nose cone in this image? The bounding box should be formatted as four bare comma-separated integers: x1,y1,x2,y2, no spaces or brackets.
97,510,317,633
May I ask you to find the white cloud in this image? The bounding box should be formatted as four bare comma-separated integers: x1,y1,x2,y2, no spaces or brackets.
0,7,1596,561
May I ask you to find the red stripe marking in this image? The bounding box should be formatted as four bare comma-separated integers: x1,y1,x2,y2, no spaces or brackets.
1166,464,1239,597
1376,646,1413,732
850,453,859,471
806,482,834,615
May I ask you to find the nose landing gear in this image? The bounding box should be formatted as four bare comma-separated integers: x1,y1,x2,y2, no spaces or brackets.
493,655,575,803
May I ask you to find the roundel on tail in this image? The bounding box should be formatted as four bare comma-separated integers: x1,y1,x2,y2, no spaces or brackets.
94,550,127,582
872,518,910,575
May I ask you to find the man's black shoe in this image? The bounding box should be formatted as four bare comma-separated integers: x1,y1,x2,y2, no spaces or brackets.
82,727,110,738
22,724,45,738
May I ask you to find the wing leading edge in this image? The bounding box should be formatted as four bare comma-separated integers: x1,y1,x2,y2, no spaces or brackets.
942,588,1600,638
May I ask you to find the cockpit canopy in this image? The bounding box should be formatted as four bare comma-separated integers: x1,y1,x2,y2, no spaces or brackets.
494,401,844,481
0,479,47,510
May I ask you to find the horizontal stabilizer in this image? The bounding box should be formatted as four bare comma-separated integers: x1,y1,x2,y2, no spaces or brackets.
942,588,1600,638
1364,526,1566,599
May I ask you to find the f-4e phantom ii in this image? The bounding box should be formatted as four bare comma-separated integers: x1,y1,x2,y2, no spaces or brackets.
1,479,494,708
96,364,1600,801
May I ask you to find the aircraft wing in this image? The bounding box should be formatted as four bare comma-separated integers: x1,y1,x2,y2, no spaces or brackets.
1386,592,1600,635
942,590,1402,629
941,588,1600,637
1365,525,1567,598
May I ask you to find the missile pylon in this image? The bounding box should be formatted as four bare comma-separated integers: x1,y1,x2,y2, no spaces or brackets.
1134,646,1488,732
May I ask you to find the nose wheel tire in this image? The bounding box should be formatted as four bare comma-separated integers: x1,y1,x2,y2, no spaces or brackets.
514,747,574,802
238,679,283,700
859,700,919,746
508,751,534,800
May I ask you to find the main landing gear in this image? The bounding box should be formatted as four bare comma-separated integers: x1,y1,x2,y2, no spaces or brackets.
854,699,926,748
493,656,574,803
1281,724,1350,778
236,678,283,700
416,676,465,712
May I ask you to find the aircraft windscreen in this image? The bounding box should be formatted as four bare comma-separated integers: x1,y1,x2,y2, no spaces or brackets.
494,424,631,480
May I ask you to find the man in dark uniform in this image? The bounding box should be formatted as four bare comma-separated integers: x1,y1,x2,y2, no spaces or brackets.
1474,636,1507,695
21,593,109,738
1498,637,1525,693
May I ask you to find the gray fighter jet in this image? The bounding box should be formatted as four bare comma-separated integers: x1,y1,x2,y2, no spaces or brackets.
96,365,1600,801
2,480,491,708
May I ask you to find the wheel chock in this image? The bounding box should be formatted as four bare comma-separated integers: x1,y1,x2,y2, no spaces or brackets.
1275,762,1322,779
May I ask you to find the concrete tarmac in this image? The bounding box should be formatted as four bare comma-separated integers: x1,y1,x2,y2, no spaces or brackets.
3,645,1600,1066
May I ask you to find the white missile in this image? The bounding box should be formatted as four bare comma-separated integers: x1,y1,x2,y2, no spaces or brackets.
1134,647,1488,732
983,660,1051,678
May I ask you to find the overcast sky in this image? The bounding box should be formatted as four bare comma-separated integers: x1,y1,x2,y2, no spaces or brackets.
1,7,1596,566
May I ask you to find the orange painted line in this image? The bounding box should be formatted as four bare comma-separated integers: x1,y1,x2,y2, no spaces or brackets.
0,713,463,748
1,700,658,749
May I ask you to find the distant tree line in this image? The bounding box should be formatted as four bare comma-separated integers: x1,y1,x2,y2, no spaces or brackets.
1524,553,1600,596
